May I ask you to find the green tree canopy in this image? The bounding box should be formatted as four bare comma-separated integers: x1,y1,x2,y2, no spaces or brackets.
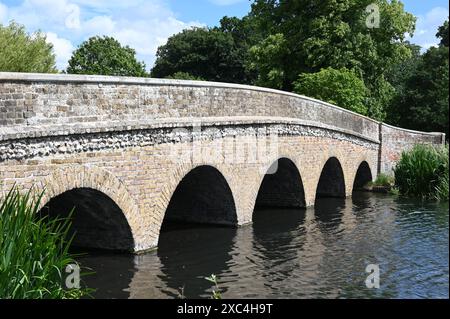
151,27,249,83
66,36,146,77
247,0,416,120
0,22,57,73
387,21,449,135
294,67,369,115
437,20,449,47
249,33,289,89
165,72,204,81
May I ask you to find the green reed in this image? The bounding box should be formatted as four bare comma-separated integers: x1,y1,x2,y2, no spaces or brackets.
0,187,91,298
394,144,449,201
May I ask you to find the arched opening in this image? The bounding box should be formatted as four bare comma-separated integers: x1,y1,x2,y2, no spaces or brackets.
39,188,134,251
161,165,237,232
315,157,346,201
352,161,373,192
255,158,306,210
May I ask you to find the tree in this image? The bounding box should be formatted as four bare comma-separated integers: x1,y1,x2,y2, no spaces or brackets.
437,20,449,47
248,0,416,120
293,67,369,115
216,15,264,84
165,72,204,81
387,21,449,135
67,36,146,77
151,27,248,83
0,21,57,73
249,33,289,89
385,42,422,125
389,46,449,135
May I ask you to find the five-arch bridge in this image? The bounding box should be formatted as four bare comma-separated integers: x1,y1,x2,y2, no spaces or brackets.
0,73,445,252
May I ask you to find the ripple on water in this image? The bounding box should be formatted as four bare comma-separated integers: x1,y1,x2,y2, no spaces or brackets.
79,193,449,299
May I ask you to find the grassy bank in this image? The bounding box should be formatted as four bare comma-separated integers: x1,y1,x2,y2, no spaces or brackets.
0,187,90,299
394,144,449,201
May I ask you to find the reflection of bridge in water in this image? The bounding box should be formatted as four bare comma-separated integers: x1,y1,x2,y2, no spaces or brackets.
80,194,399,299
0,72,445,252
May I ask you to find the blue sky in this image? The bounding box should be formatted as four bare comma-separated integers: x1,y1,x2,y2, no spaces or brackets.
0,0,448,71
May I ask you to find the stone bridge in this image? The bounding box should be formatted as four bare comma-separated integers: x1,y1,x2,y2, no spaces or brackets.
0,73,445,253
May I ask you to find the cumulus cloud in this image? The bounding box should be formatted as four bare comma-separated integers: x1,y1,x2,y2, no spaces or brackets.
408,7,449,50
0,0,203,71
45,32,75,70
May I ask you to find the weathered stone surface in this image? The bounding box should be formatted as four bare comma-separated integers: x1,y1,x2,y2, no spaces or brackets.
0,72,445,252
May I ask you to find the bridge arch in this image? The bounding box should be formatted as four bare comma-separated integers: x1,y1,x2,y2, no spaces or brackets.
159,165,238,235
352,161,373,192
38,165,143,252
254,157,306,212
315,157,346,202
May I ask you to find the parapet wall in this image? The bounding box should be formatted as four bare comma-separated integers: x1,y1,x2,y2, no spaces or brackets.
0,72,380,141
379,123,445,175
0,72,446,175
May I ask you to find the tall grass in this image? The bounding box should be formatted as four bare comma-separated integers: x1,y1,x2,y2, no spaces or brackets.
0,187,90,298
371,173,395,187
394,144,449,201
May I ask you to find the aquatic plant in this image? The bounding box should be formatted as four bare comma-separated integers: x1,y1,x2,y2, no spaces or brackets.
205,274,222,299
370,173,395,187
0,187,91,299
394,144,449,201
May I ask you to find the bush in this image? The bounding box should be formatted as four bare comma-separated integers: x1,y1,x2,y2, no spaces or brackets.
394,144,449,200
293,67,369,116
0,187,91,298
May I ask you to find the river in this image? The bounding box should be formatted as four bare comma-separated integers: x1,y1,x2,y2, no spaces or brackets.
77,192,449,299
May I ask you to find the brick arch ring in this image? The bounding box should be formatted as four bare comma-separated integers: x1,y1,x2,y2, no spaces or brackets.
247,153,309,215
154,161,240,232
349,155,377,189
37,165,146,252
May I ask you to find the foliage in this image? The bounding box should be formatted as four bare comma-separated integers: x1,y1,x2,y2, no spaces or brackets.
0,21,57,73
249,33,289,89
293,67,368,115
386,21,449,136
151,27,249,83
205,274,222,299
165,72,205,81
67,36,147,77
372,173,395,187
437,20,449,47
394,144,449,201
247,0,415,120
216,15,263,84
0,187,91,299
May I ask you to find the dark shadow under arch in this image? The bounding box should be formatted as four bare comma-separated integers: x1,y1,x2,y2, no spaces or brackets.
315,157,346,202
161,165,238,233
39,188,134,251
254,158,306,210
353,161,373,191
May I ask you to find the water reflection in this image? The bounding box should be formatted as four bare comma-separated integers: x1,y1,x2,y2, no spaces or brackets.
252,208,306,297
78,193,449,299
78,251,134,299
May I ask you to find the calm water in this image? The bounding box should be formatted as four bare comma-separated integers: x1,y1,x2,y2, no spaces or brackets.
78,193,449,299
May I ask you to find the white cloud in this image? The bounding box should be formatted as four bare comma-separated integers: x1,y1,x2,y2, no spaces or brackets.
0,0,203,71
208,0,246,6
408,7,449,50
45,32,74,70
64,3,81,29
82,15,116,36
